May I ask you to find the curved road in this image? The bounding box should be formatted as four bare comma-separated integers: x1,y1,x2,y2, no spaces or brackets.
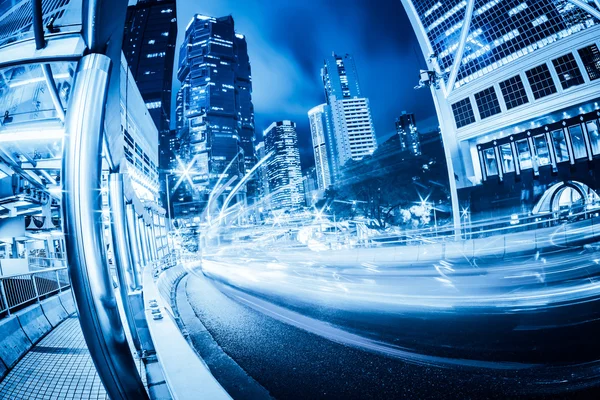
177,236,600,399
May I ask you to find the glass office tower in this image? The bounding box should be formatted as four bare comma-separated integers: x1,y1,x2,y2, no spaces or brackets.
321,53,377,170
122,0,177,209
264,121,305,210
174,15,257,220
396,111,421,156
308,104,334,190
402,0,600,228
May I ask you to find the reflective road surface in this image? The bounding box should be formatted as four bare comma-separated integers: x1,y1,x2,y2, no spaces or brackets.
178,229,600,399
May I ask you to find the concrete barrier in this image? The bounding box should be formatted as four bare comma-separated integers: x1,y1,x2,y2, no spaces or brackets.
473,235,506,260
15,304,52,344
58,290,77,316
393,245,420,264
417,243,444,262
0,316,32,369
40,296,68,327
444,240,468,261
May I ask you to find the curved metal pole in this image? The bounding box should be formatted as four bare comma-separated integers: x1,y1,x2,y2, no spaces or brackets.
147,222,157,261
108,173,142,351
41,64,66,122
125,203,142,288
149,217,159,260
31,0,45,50
137,216,149,266
62,53,148,400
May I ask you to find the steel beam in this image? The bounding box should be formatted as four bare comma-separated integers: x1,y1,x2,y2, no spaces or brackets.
125,203,143,288
108,173,142,351
445,0,475,96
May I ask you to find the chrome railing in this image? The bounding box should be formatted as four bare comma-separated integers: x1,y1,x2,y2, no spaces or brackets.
0,267,70,317
29,256,68,270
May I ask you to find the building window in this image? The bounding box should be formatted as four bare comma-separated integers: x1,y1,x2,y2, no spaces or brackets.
483,148,498,176
499,75,529,110
499,143,514,173
474,87,501,119
516,139,532,169
577,44,600,81
525,64,557,100
451,98,476,128
568,124,587,159
586,120,600,155
551,129,569,163
533,135,550,166
552,54,584,90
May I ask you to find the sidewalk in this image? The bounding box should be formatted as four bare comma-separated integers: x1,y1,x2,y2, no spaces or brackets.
0,316,146,400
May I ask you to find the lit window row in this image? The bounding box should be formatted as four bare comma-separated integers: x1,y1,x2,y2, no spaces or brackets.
478,114,600,179
451,43,600,129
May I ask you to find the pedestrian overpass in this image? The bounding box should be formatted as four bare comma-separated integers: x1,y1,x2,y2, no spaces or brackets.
0,0,230,398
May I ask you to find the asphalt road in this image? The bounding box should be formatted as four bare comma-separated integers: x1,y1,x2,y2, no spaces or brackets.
179,269,600,400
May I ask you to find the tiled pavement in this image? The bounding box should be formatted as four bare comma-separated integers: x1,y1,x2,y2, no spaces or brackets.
0,316,146,400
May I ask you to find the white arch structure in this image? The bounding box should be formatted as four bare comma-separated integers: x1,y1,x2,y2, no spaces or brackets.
532,181,600,214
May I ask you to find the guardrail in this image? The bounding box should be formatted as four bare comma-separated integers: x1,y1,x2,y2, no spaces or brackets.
365,208,600,246
0,267,70,317
28,257,68,270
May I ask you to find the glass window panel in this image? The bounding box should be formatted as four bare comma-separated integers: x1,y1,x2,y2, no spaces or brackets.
568,124,587,159
586,120,600,156
533,135,550,166
578,44,600,81
474,86,501,119
525,64,557,100
483,148,498,176
499,75,529,110
451,98,476,128
552,129,570,163
551,53,584,90
499,143,514,173
516,139,532,169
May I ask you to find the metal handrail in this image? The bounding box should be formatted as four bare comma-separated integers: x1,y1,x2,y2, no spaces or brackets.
0,266,70,317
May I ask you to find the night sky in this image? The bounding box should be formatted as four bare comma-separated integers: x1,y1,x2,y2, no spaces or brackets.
173,0,438,170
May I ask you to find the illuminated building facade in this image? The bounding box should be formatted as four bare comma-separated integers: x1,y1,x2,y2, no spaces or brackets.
308,104,334,190
122,0,177,205
120,55,160,201
174,15,256,220
322,53,377,170
396,111,422,156
402,0,600,229
264,121,305,210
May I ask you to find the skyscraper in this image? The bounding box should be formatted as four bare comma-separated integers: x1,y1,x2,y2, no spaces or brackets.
396,111,421,156
322,53,377,169
308,104,334,190
402,0,600,232
122,0,177,207
173,15,257,219
264,121,304,210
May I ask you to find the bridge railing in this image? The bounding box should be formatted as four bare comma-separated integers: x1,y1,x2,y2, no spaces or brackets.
0,266,70,317
366,208,600,246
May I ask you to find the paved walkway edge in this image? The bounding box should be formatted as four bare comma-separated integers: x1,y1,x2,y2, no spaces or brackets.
174,273,272,400
143,265,231,400
0,289,74,380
